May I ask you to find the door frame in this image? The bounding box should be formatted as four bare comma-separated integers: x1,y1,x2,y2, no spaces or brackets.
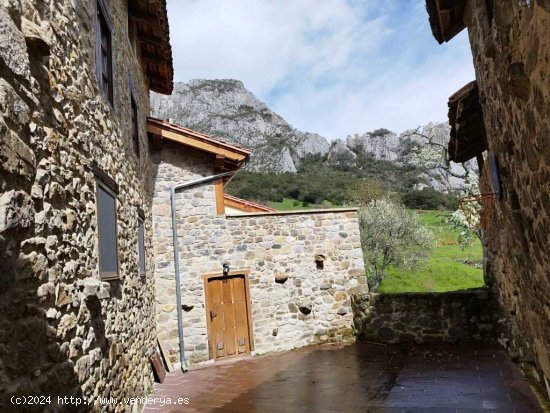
201,269,255,360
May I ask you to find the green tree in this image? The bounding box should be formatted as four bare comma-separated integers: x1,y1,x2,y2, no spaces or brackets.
359,199,434,290
346,179,388,207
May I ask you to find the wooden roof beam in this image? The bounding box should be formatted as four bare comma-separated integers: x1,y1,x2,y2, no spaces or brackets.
147,125,249,162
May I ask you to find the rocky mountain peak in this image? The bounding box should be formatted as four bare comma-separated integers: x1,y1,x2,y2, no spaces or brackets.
151,79,476,192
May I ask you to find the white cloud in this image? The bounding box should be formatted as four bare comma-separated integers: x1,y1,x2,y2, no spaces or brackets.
273,31,476,139
166,0,475,139
167,0,371,92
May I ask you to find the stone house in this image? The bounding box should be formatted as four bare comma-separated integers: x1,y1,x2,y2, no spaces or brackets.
426,0,550,400
0,0,173,410
148,117,367,368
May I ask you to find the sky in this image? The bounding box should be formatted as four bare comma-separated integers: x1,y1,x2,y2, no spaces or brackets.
166,0,475,140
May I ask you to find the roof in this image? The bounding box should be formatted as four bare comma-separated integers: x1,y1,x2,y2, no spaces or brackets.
447,81,487,163
129,0,173,94
147,117,251,171
224,194,277,213
426,0,467,44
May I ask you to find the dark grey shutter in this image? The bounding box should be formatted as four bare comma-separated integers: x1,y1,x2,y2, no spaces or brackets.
97,185,118,279
138,218,146,274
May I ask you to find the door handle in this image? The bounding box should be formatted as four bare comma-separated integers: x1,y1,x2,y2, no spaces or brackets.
210,310,217,320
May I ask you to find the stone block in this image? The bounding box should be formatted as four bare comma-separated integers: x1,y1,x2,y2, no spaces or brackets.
0,7,30,78
0,190,34,233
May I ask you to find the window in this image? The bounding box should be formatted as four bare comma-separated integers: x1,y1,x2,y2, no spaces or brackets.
485,0,494,26
96,182,119,280
131,92,140,157
138,216,146,276
96,0,113,104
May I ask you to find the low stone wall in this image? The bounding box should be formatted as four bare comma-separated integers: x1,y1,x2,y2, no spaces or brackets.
352,288,500,345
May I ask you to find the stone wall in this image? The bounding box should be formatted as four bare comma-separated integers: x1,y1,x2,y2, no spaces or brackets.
352,288,500,345
0,1,158,411
464,0,550,398
151,142,367,366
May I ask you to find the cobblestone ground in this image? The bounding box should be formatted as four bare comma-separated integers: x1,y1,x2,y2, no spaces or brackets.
145,342,543,413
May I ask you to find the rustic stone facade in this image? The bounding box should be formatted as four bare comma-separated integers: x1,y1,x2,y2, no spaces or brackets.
462,0,550,399
352,288,500,345
0,1,169,411
151,141,367,366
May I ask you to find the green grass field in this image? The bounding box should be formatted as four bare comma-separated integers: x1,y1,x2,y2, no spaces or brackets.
377,210,484,293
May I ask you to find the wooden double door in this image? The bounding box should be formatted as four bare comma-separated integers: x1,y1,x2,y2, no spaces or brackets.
205,274,253,360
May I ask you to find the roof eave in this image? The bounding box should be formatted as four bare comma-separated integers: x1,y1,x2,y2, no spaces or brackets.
147,117,251,171
425,0,467,44
130,0,174,95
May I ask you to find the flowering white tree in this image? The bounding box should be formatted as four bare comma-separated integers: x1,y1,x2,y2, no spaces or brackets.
358,199,434,290
448,173,481,249
404,124,482,249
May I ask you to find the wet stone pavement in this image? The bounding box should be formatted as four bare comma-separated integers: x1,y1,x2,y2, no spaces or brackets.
145,342,543,413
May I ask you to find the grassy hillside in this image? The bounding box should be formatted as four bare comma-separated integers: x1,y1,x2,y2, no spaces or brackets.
377,211,484,293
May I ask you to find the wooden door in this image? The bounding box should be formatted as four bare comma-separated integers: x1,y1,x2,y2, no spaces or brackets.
206,275,252,359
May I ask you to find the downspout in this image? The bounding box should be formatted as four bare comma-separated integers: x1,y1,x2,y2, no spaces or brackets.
170,170,235,372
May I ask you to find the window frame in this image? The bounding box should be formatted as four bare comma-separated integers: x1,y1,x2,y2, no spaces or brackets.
95,0,114,105
137,213,146,277
95,177,120,281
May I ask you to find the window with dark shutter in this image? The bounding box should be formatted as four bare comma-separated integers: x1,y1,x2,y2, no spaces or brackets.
131,93,140,157
138,217,146,276
96,0,114,105
96,181,119,280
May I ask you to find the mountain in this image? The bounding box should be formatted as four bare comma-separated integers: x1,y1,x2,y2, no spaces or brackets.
150,79,328,172
150,79,476,193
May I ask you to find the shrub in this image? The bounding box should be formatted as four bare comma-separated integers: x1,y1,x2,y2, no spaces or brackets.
402,188,458,210
359,199,434,290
